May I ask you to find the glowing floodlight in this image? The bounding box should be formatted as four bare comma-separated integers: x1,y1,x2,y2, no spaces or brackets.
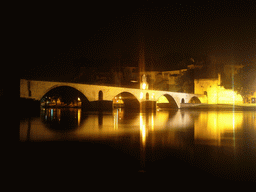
140,92,143,99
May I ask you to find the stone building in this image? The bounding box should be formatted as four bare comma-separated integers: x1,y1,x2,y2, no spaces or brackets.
194,74,243,104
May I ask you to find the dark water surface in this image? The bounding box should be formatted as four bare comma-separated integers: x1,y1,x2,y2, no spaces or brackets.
20,108,256,180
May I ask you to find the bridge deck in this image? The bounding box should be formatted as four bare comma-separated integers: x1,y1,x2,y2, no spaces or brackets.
20,79,205,109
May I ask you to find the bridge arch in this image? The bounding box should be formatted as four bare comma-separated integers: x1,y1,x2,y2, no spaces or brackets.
113,92,140,108
189,96,201,104
146,92,149,100
40,84,91,101
156,94,179,108
40,85,91,108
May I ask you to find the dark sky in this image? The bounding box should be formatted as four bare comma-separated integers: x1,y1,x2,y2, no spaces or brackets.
21,0,256,80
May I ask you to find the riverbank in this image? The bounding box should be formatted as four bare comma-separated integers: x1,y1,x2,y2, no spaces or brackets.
181,103,256,110
41,105,81,108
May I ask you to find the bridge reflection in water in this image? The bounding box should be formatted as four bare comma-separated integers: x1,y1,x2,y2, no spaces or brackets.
21,108,254,146
20,108,256,180
20,108,255,147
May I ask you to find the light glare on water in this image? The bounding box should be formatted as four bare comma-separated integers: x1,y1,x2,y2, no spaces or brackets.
19,108,256,180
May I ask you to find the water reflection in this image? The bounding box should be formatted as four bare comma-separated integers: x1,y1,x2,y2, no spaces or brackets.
40,108,86,132
21,108,256,148
19,107,256,179
194,111,243,146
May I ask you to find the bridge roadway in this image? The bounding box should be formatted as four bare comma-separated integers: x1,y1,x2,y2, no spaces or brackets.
20,79,206,109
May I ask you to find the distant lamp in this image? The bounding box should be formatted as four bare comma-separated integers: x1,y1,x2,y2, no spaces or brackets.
142,83,147,90
141,74,148,90
78,97,80,101
140,92,143,99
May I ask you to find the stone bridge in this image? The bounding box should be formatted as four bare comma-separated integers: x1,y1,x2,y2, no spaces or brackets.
20,79,206,109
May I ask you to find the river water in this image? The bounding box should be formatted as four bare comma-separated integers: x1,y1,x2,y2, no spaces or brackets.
20,108,256,180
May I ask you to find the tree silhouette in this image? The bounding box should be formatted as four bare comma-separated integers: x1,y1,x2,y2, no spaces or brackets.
175,69,194,93
234,64,256,102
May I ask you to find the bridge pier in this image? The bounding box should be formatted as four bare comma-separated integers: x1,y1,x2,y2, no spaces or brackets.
140,100,156,111
157,103,179,109
90,100,113,111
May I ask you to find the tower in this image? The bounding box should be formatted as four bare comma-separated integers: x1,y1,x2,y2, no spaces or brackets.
138,31,148,90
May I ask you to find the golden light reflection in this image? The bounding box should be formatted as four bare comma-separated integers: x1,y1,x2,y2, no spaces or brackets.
246,112,256,129
113,108,125,130
139,113,148,172
151,113,154,131
194,111,243,146
57,108,61,121
153,111,170,127
139,112,155,145
43,108,82,126
78,108,81,126
140,114,147,146
113,108,119,130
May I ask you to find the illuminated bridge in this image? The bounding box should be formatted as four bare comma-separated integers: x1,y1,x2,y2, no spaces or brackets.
20,79,206,110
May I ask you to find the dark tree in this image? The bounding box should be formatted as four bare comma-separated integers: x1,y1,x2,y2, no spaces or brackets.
234,64,256,102
175,69,194,93
153,73,169,91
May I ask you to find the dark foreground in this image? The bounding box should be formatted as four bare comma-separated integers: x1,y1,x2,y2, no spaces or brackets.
19,142,256,182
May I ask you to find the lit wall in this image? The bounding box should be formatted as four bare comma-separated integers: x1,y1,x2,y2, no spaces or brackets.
198,95,208,104
156,95,169,103
248,92,256,103
194,78,243,104
216,87,243,104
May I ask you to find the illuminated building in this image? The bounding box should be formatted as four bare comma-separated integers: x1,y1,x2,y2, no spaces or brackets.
113,96,124,108
194,74,243,104
247,92,256,103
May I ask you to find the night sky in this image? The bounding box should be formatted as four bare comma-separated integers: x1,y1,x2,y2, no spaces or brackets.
21,1,256,80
